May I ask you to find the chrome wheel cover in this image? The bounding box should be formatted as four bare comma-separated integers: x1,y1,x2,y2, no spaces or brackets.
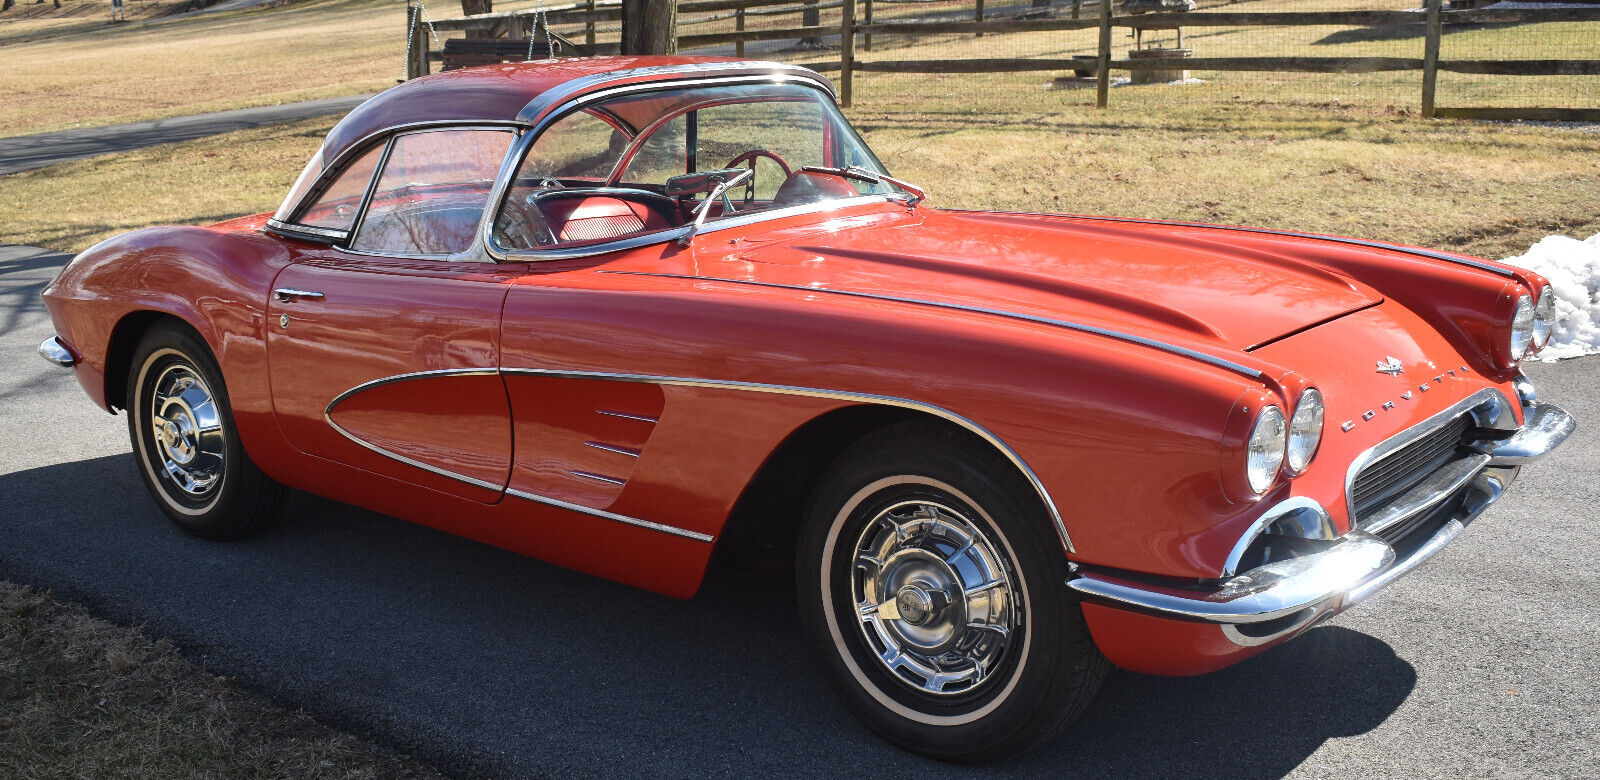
147,363,225,498
851,500,1019,696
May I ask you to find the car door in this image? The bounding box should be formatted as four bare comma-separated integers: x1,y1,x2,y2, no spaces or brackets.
265,127,518,503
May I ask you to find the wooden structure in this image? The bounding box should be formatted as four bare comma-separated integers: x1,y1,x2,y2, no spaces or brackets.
404,0,1600,119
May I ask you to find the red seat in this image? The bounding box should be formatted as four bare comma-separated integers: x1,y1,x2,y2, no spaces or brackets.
540,196,675,243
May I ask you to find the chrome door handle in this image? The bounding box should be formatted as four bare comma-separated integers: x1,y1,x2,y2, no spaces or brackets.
273,288,325,303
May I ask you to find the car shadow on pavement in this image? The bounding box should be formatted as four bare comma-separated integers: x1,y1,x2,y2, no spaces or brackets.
0,453,1415,778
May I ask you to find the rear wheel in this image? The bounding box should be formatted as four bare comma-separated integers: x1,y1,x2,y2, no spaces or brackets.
127,322,283,539
797,421,1106,761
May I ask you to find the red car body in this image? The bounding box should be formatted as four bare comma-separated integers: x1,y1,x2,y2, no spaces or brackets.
40,57,1573,682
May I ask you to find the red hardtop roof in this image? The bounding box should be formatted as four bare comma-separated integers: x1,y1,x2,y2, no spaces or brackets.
317,56,833,169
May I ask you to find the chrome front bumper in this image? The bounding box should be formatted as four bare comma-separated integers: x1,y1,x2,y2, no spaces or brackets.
1068,398,1575,640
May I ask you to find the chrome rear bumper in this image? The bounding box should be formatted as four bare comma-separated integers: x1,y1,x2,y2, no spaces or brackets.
1068,398,1574,639
38,336,75,367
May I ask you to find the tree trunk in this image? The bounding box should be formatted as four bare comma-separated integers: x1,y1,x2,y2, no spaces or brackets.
621,0,677,55
459,0,508,40
799,0,824,48
1,0,13,12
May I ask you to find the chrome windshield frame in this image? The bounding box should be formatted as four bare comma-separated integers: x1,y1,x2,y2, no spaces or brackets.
477,73,890,264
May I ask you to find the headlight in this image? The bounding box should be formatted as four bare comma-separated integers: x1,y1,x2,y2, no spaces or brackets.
1508,294,1534,360
1533,285,1555,351
1246,405,1287,494
1286,389,1323,474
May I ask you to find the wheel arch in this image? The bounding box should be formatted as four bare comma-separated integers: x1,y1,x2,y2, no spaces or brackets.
710,403,1061,572
103,310,214,411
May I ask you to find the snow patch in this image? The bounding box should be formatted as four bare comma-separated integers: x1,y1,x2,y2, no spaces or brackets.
1500,231,1600,361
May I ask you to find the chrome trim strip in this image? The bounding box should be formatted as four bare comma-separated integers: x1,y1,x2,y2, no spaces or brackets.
322,368,507,492
505,486,715,542
513,62,839,125
1220,496,1336,577
981,211,1521,279
1480,401,1576,466
38,336,75,367
597,409,659,424
584,441,641,458
500,366,1078,553
322,368,712,542
1067,532,1394,624
598,270,1266,380
264,218,347,242
571,469,627,485
1343,387,1510,520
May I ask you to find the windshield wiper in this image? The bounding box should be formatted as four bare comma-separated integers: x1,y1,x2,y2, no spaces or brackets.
800,165,927,206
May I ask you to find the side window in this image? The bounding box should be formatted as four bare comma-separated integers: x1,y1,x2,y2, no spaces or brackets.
616,115,687,186
519,109,627,182
349,129,512,256
295,145,383,232
694,100,825,201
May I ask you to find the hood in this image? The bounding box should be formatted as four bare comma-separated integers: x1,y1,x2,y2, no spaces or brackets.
696,209,1382,351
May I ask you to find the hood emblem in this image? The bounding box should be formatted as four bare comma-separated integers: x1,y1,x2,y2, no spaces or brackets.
1375,356,1405,376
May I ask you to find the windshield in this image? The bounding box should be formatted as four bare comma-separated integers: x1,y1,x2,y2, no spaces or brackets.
492,82,898,251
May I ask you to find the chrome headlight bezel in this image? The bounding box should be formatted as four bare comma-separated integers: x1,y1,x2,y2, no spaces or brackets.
1532,285,1555,351
1285,388,1324,474
1508,293,1535,362
1246,404,1288,494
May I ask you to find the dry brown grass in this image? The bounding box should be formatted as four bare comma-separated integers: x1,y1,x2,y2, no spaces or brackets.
0,580,440,779
0,0,559,138
3,92,1596,261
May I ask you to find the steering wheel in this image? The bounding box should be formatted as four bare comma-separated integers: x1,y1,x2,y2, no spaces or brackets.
725,149,793,204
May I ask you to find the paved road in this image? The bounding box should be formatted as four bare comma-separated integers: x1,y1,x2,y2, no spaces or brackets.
0,94,373,176
3,242,1596,777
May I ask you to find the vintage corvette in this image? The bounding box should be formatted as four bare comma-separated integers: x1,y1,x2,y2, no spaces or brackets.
39,56,1576,759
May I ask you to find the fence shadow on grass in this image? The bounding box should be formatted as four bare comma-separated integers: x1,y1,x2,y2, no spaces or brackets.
0,453,1416,778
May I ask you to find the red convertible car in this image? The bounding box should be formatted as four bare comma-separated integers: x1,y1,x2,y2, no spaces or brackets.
40,57,1574,759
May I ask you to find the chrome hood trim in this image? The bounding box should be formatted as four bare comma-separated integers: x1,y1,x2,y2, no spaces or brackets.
598,271,1266,380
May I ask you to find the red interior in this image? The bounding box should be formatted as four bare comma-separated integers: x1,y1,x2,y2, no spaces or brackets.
540,196,677,243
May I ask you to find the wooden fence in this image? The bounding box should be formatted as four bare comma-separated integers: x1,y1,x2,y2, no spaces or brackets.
404,0,1600,120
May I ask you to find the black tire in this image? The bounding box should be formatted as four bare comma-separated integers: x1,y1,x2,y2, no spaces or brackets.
126,321,284,540
796,421,1106,762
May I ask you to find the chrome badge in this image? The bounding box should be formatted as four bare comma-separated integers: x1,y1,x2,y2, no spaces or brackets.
1375,356,1405,376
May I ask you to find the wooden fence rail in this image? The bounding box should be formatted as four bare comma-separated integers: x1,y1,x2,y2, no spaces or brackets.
404,0,1600,120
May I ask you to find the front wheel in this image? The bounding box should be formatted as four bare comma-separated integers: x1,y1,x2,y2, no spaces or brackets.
127,321,284,539
797,422,1106,761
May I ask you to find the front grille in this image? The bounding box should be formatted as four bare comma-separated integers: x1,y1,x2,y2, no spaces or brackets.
1350,413,1474,523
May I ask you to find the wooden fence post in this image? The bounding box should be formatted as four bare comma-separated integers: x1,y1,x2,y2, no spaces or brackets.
736,4,746,57
406,4,430,79
864,0,873,51
585,0,597,52
976,0,985,37
841,0,856,106
1422,0,1441,117
1096,0,1112,107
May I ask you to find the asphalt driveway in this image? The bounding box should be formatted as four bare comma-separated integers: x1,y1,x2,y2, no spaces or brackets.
2,243,1596,778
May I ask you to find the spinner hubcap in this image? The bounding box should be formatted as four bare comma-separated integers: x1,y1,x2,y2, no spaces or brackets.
851,499,1019,696
147,363,225,498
